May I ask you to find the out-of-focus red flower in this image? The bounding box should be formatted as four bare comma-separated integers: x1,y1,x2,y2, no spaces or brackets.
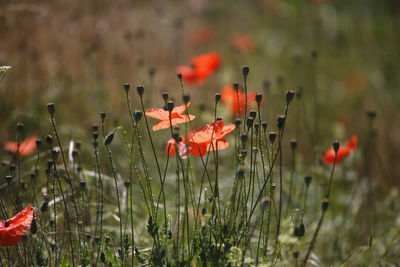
231,35,256,53
220,85,262,115
4,136,38,156
323,135,357,164
176,52,221,85
146,102,196,131
165,137,188,158
0,205,34,247
185,27,214,45
189,120,235,157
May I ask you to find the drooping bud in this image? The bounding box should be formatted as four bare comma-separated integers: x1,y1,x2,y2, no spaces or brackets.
104,132,114,146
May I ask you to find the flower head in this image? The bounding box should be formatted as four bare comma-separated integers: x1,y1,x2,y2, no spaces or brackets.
4,136,38,156
176,52,221,85
323,135,357,164
189,120,235,157
146,102,195,131
0,205,35,247
165,137,188,158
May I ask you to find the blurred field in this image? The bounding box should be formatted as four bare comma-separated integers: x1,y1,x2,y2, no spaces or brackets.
1,0,400,188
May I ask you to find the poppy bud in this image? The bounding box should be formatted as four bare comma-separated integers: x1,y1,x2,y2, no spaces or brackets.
321,198,329,211
80,180,86,189
240,133,248,144
304,174,312,187
269,132,277,143
215,93,221,103
201,207,206,215
100,112,106,120
216,117,222,121
293,249,299,259
290,139,297,150
124,83,130,92
6,175,12,185
234,118,242,127
133,110,142,122
254,123,259,132
263,80,270,92
242,65,249,77
93,132,99,140
297,86,303,99
136,85,144,97
45,135,53,145
332,141,340,153
249,110,257,119
286,90,295,104
30,218,37,235
183,94,190,104
177,72,183,80
277,115,286,130
124,179,131,189
17,122,24,132
261,197,270,208
255,93,263,104
92,124,99,132
149,67,156,78
167,101,174,112
366,110,376,119
237,165,245,179
294,223,305,237
233,82,239,92
246,118,254,129
47,103,55,115
162,92,169,101
104,132,114,146
100,252,106,263
40,201,48,213
262,122,267,131
311,50,318,59
271,183,276,190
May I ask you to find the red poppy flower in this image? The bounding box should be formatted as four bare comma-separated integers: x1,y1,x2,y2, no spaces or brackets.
185,27,214,46
4,136,38,156
220,85,262,115
176,52,221,85
231,35,256,53
165,137,188,158
189,120,235,157
323,135,357,164
0,205,35,247
146,102,196,131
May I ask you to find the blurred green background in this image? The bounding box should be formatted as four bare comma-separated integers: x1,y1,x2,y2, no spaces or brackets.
1,0,399,188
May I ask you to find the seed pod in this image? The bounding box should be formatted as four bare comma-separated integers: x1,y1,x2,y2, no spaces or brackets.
136,85,144,96
133,110,143,122
162,92,168,101
100,112,106,119
290,139,297,150
40,202,48,213
277,115,286,130
92,124,99,132
45,135,53,145
183,94,190,104
177,72,183,80
124,83,130,92
255,93,263,104
47,103,55,115
286,90,295,104
242,65,249,77
262,122,267,131
269,132,277,143
104,132,114,146
246,118,254,129
304,174,312,187
30,218,37,235
332,141,340,153
321,198,329,211
233,82,239,92
215,93,221,103
100,252,106,263
234,118,242,127
249,110,256,119
167,101,174,112
124,179,131,189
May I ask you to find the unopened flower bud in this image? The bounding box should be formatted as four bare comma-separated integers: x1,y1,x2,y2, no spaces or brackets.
47,103,55,115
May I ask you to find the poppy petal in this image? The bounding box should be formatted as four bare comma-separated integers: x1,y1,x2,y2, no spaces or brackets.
4,141,18,154
145,108,170,121
19,136,38,156
0,205,34,247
